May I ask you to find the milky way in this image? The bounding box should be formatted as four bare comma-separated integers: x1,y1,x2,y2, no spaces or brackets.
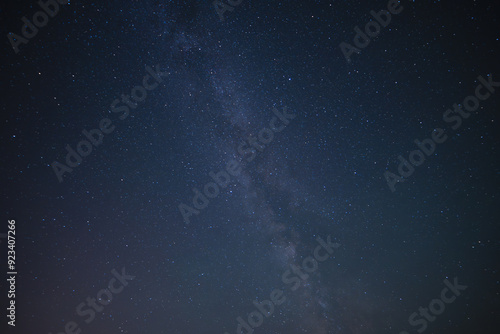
1,1,499,334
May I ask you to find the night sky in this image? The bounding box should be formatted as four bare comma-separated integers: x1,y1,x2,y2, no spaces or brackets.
1,0,499,333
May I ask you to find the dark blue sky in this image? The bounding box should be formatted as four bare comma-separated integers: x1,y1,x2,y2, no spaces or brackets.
1,0,499,333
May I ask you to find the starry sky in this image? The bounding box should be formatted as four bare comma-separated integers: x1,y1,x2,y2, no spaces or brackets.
1,0,499,333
